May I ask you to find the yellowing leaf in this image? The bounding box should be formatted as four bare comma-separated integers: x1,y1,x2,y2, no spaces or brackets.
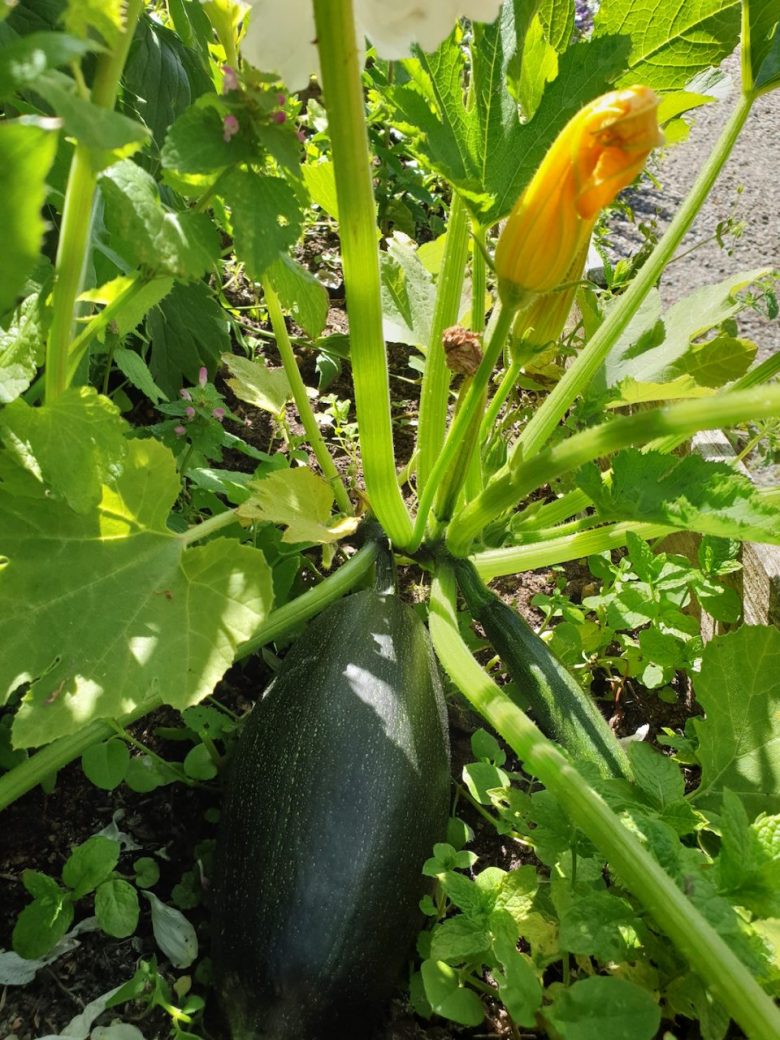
609,375,714,406
221,353,292,414
65,0,124,46
238,468,359,544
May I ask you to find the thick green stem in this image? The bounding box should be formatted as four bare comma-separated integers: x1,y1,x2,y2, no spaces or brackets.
480,357,521,438
447,384,780,556
416,192,471,491
470,224,487,335
312,0,411,546
0,541,379,812
44,0,146,402
408,302,518,552
261,277,353,515
510,93,754,464
429,566,780,1040
472,521,675,580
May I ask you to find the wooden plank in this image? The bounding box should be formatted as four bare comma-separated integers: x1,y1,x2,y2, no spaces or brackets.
693,429,780,631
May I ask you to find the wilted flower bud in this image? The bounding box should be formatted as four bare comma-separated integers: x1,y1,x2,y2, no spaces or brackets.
198,366,208,387
494,86,663,304
212,407,226,422
180,388,192,401
443,326,483,376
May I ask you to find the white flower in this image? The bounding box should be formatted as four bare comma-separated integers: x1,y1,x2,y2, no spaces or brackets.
240,0,504,91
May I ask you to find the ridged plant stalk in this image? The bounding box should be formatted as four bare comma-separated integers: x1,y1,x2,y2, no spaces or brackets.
261,277,353,515
44,0,146,402
312,0,412,547
510,92,755,465
429,565,780,1040
0,540,380,812
447,384,780,556
416,192,471,492
408,301,519,550
472,520,675,580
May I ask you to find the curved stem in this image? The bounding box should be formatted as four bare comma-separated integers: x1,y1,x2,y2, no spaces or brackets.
407,302,518,552
447,384,780,556
416,192,471,491
0,541,379,812
510,93,754,464
471,521,675,581
44,0,146,402
312,0,412,546
429,566,780,1040
261,277,353,515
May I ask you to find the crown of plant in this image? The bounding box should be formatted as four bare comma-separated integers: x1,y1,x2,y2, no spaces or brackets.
495,86,663,304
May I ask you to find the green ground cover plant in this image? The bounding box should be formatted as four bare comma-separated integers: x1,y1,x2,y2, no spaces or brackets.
2,0,780,1037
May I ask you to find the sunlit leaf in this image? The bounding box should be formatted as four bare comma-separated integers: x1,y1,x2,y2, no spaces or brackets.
222,352,291,414
0,436,273,748
0,120,57,314
238,467,359,544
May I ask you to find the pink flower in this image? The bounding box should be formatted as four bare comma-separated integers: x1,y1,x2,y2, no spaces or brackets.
185,406,196,420
223,114,240,142
277,93,286,106
212,407,225,422
198,366,208,387
180,388,192,401
174,425,187,438
271,110,286,125
222,65,239,92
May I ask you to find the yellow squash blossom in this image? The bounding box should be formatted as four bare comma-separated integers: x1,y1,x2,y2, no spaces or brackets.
495,86,663,304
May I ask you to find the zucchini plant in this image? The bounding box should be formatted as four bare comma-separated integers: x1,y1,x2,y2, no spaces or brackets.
2,0,780,1037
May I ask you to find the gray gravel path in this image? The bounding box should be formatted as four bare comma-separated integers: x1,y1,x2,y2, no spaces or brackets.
612,54,780,356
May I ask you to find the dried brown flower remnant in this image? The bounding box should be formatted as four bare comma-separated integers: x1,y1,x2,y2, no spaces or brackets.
443,326,483,376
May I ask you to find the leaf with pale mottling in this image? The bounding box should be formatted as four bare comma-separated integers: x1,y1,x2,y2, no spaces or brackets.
221,353,291,414
238,467,359,544
693,626,780,815
594,0,741,90
0,387,127,513
0,438,273,748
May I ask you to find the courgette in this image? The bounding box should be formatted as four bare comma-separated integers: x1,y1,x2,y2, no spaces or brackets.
212,588,450,1039
454,558,631,779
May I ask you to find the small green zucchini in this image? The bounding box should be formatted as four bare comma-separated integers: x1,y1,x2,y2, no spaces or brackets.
212,587,450,1039
454,558,631,779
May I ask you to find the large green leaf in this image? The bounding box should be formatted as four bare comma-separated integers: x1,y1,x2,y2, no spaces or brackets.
0,292,47,404
161,103,257,174
123,17,213,148
0,120,58,314
694,626,780,815
0,437,273,749
220,169,304,279
578,449,780,544
544,976,661,1040
596,268,774,393
0,387,127,513
593,0,741,90
147,281,230,396
35,71,150,157
391,30,630,223
100,159,220,280
744,0,780,92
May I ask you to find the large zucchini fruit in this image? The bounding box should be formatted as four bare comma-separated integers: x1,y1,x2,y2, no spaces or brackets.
212,588,451,1039
455,559,631,779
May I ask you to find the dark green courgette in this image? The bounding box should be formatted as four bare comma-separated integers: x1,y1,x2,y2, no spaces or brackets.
454,558,631,779
212,588,451,1039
